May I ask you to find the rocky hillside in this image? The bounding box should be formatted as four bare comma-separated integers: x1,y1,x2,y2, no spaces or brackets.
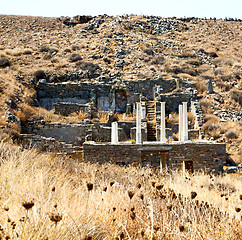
0,14,241,162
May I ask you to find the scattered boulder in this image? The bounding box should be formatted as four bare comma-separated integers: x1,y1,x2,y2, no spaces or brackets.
206,79,214,94
60,15,93,26
34,70,47,81
76,62,100,72
5,98,17,109
39,46,51,53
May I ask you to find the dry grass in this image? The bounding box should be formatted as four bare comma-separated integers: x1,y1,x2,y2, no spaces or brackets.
14,103,37,125
35,107,86,123
0,141,241,239
200,99,213,114
98,111,109,123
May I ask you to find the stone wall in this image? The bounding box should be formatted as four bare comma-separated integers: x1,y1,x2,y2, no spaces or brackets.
157,92,195,114
36,78,177,112
54,102,89,116
83,142,226,172
21,134,83,154
27,121,132,145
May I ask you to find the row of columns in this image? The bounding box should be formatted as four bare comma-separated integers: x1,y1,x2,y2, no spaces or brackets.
179,102,188,142
111,102,189,144
160,102,189,143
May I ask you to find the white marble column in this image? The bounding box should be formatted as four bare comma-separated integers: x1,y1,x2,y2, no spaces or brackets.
141,102,146,121
133,104,136,117
182,102,188,141
179,105,183,141
136,103,142,144
111,122,118,144
160,102,166,142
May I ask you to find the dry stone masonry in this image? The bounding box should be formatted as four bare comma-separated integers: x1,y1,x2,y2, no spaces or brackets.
19,74,228,172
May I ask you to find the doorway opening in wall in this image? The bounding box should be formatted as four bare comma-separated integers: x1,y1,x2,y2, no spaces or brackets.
115,89,127,113
183,160,194,173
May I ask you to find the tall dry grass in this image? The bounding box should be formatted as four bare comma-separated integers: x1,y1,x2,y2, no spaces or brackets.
0,142,241,239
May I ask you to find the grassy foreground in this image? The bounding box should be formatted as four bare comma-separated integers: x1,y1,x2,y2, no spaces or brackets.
0,142,241,239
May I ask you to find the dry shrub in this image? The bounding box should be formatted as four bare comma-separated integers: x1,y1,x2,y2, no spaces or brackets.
151,56,165,65
216,81,232,92
39,46,51,53
177,73,196,81
195,79,207,95
213,57,234,67
4,48,25,56
69,53,82,62
0,142,241,239
214,67,225,76
170,112,179,123
79,110,87,120
230,90,242,106
164,64,182,74
200,99,212,113
204,114,220,123
55,59,68,69
202,120,223,139
180,64,197,76
34,70,46,80
225,129,238,139
196,64,211,74
0,117,7,126
0,58,11,68
15,104,37,124
187,112,195,124
179,50,195,58
98,111,109,123
9,123,21,133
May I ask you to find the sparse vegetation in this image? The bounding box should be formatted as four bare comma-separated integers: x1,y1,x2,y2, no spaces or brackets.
0,142,241,239
0,15,241,238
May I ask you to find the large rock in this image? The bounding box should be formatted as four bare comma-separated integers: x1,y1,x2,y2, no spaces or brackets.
206,79,214,94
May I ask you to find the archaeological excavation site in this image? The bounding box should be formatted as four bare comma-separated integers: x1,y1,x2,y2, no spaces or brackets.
1,14,241,172
17,75,226,173
0,13,241,239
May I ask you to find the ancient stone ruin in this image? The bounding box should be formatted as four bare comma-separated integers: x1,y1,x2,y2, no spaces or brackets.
21,76,226,172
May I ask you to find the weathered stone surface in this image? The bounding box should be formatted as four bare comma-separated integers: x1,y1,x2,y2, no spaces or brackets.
83,142,226,172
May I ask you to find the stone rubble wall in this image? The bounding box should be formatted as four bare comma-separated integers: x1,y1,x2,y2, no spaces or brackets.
36,78,177,112
26,121,132,145
191,100,204,136
83,142,226,172
54,102,89,116
21,134,83,154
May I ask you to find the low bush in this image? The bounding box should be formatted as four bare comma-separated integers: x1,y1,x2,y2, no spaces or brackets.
230,90,242,106
151,56,165,65
225,129,238,139
204,114,220,123
16,104,37,125
39,46,51,53
200,99,212,113
0,58,11,68
69,53,82,62
76,61,100,72
143,48,154,55
165,64,182,74
71,45,80,51
202,120,223,139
